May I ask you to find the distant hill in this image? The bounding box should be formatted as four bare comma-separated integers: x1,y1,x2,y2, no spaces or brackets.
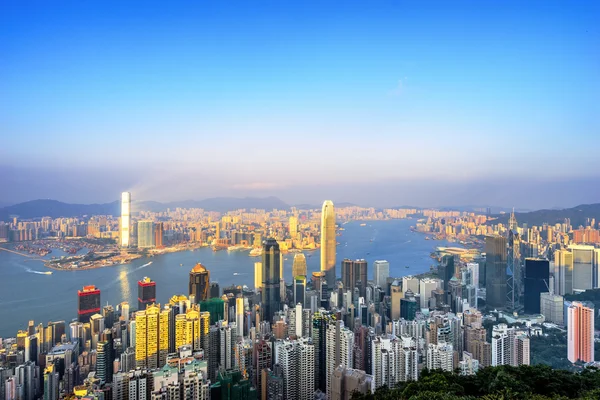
0,199,120,221
0,196,291,221
490,203,600,227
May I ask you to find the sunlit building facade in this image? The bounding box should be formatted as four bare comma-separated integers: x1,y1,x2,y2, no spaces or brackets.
120,192,131,248
320,200,336,285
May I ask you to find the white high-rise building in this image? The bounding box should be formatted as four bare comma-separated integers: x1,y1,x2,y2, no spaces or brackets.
120,192,131,248
326,320,353,397
466,263,479,289
402,276,420,295
320,201,336,285
491,323,530,367
137,220,154,248
419,278,442,309
373,260,390,288
459,352,479,376
426,342,454,372
371,334,418,389
276,338,315,400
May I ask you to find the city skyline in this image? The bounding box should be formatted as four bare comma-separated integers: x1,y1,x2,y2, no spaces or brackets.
2,1,600,209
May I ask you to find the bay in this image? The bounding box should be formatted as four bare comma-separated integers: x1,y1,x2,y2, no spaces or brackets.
0,219,457,337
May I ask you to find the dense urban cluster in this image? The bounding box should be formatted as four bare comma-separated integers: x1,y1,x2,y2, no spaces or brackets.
0,194,599,400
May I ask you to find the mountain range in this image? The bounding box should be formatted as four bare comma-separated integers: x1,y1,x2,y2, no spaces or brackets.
0,197,290,221
2,198,599,226
490,203,600,228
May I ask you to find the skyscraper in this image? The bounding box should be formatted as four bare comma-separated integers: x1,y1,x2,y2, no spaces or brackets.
523,258,550,314
254,262,263,290
289,216,298,239
137,221,154,248
554,249,574,295
261,238,281,323
120,192,131,248
341,259,368,298
439,255,455,293
138,277,156,312
154,222,164,248
77,285,100,323
373,260,389,288
320,200,336,285
567,301,595,363
135,304,169,369
189,263,210,303
485,236,507,310
292,253,307,278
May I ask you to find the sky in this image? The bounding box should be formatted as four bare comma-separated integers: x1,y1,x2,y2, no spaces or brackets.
1,1,599,209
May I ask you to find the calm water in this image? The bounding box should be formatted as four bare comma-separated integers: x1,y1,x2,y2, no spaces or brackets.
0,219,458,337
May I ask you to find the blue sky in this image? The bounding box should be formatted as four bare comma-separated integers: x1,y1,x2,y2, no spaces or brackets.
1,1,599,208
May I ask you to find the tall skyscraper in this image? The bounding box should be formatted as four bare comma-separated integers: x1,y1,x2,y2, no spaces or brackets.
567,301,595,363
320,200,336,285
373,260,389,288
485,236,507,310
292,253,307,278
135,304,169,369
554,249,574,296
77,285,100,323
341,259,368,298
289,216,298,239
189,263,210,302
523,258,550,314
254,262,263,290
261,238,281,323
120,192,131,248
439,255,455,293
154,222,164,248
138,277,156,311
137,221,154,248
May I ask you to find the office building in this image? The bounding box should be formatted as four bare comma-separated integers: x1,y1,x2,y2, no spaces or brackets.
320,200,336,285
135,304,169,369
567,301,595,363
189,263,210,302
554,250,574,296
485,236,507,310
294,275,307,307
292,253,307,278
569,245,598,291
402,276,420,295
419,278,442,309
261,238,281,323
390,280,402,320
400,290,417,321
439,255,455,293
137,221,154,248
120,192,131,248
373,260,390,288
78,285,100,324
523,258,550,314
137,277,156,312
341,259,368,298
540,293,564,325
154,222,163,248
289,215,298,239
254,262,262,290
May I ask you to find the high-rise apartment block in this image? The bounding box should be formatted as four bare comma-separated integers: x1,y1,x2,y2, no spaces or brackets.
567,301,595,363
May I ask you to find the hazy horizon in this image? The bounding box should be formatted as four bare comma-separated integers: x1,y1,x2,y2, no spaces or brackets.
2,1,599,210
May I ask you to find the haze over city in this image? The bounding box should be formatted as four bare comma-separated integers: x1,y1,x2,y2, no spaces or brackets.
2,1,599,209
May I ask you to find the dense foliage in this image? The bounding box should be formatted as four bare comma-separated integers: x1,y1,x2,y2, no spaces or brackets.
351,365,600,399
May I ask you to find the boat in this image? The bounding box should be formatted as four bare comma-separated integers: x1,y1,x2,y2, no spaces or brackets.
360,223,367,227
405,266,409,269
180,263,183,266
